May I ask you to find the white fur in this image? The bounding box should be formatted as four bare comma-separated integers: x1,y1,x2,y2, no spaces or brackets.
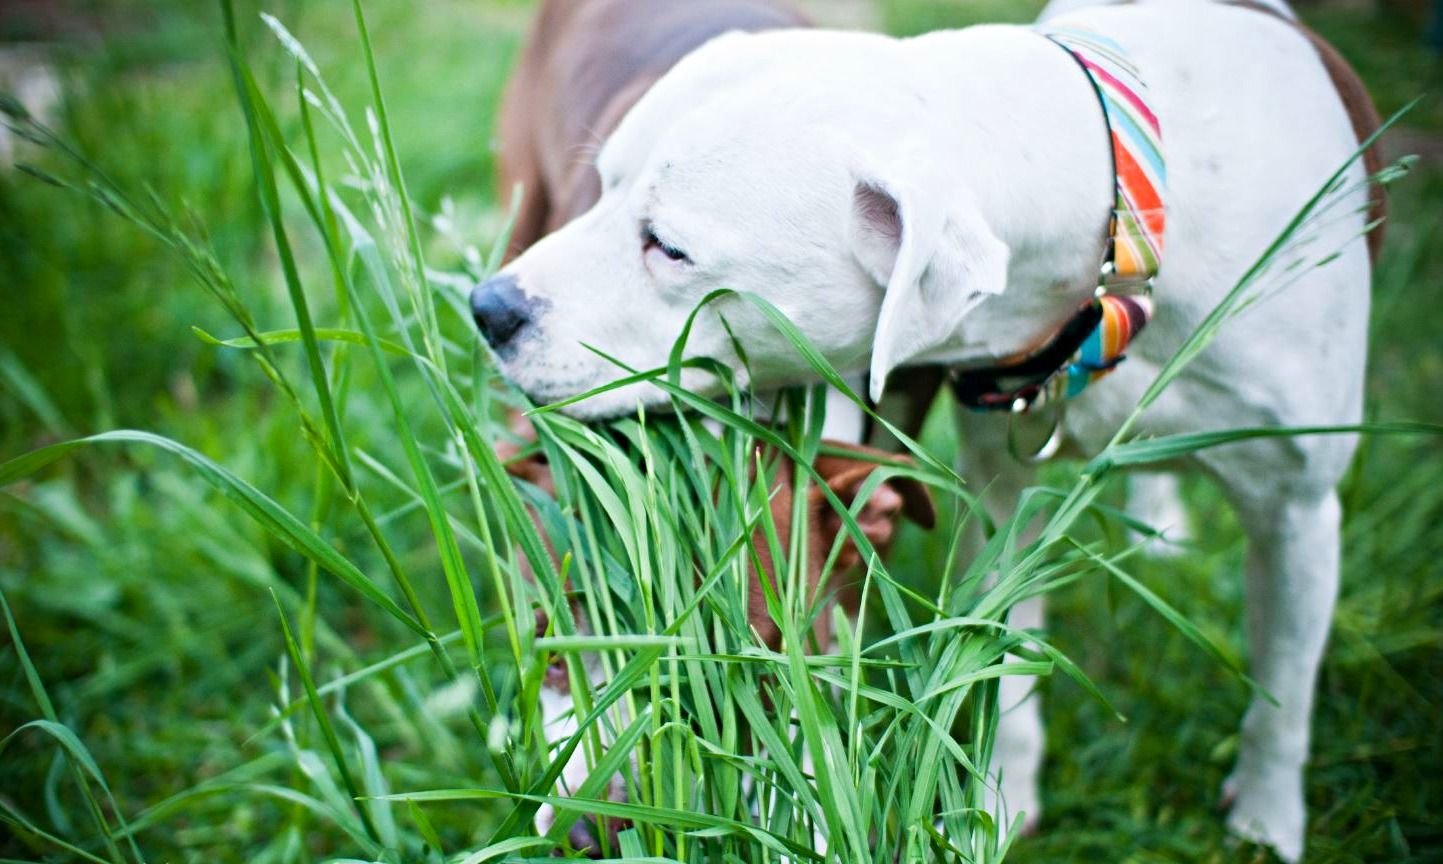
534,685,587,839
1127,471,1193,554
0,48,61,166
1040,0,1296,21
497,2,1370,859
534,673,632,846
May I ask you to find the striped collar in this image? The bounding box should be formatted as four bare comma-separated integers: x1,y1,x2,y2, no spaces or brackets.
951,25,1167,415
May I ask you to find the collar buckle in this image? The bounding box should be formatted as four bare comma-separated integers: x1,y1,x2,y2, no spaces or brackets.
1096,261,1156,298
947,25,1166,462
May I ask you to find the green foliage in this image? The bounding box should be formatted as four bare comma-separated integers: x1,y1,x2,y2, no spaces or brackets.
1,2,1441,863
879,0,1049,34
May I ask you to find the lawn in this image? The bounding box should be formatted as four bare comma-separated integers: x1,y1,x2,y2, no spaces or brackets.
1,0,1440,861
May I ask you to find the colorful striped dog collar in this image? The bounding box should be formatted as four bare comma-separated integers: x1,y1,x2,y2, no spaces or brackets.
951,26,1166,414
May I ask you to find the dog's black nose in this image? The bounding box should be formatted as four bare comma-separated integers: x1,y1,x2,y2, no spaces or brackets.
470,273,531,349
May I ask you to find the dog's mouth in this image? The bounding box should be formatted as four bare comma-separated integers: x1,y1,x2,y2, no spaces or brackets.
501,370,660,421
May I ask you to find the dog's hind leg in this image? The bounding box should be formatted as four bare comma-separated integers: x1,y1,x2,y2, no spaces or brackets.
1218,488,1342,863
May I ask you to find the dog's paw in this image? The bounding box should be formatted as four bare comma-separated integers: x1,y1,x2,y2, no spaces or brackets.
1222,766,1305,863
535,800,560,838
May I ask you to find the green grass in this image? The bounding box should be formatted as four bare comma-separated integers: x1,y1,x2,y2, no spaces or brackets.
2,1,1441,862
880,0,1050,33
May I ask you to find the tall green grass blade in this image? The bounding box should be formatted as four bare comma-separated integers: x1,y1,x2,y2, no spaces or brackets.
457,836,556,864
0,801,113,864
0,345,73,438
1,589,143,864
1071,541,1261,694
386,790,824,861
271,592,384,848
192,326,412,358
223,14,351,494
1090,421,1443,474
348,0,442,374
340,222,492,692
0,432,426,636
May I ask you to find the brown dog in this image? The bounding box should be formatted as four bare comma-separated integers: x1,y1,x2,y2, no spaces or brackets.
496,0,809,260
495,410,933,852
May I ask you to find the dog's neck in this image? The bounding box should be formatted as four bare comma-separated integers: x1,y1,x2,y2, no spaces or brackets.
880,25,1125,368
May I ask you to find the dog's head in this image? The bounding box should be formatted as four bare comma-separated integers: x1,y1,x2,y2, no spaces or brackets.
471,30,1011,417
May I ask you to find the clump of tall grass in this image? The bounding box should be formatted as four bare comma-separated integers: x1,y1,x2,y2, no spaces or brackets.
0,3,1428,861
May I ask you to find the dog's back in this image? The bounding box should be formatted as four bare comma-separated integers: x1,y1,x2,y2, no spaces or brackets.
498,0,809,257
1228,0,1386,261
1040,0,1384,261
1040,0,1295,21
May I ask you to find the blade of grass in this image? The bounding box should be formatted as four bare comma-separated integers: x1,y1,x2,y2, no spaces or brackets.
0,431,426,637
1,588,143,864
271,591,383,847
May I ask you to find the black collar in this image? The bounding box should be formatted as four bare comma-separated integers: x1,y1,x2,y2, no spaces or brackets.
948,299,1106,412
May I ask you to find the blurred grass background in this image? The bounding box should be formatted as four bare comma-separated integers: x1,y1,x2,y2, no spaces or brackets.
1,0,1440,860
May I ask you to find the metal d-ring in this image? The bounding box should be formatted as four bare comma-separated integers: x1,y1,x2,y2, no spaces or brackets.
1007,397,1068,464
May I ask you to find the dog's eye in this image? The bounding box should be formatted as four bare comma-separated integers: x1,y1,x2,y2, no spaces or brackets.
642,224,691,265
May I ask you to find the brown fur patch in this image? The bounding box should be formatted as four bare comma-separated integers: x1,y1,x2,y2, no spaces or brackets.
497,0,809,260
497,413,933,655
746,441,934,650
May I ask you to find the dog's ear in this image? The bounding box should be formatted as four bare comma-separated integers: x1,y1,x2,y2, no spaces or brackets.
849,172,1009,401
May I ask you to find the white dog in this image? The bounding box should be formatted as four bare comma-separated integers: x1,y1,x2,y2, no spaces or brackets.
472,1,1383,859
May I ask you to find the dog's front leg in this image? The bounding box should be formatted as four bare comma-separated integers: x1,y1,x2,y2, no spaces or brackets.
992,593,1046,835
958,410,1045,834
533,609,628,853
1222,490,1342,863
534,648,604,851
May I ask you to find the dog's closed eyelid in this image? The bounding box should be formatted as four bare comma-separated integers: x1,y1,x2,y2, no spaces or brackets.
641,221,692,265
